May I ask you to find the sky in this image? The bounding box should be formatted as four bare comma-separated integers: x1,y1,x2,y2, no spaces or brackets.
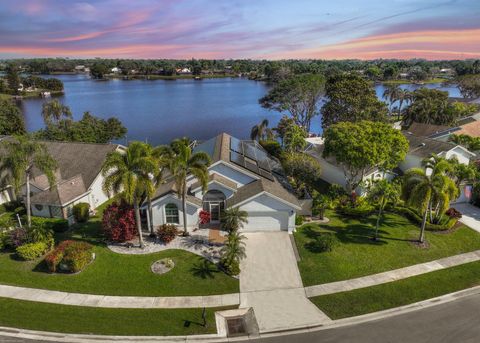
0,0,479,60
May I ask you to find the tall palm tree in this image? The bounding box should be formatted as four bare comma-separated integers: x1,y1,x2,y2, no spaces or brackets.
382,84,400,117
0,135,57,228
221,207,248,232
403,158,458,243
168,138,211,235
367,179,400,240
41,99,72,124
250,119,273,141
102,142,156,248
396,88,412,121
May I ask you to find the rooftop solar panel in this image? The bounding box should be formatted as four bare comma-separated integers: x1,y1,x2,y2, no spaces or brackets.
230,137,275,180
230,137,243,154
230,151,245,167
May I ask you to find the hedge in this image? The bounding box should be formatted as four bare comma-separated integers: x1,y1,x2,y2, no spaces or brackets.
16,241,50,261
72,203,90,223
389,206,458,231
30,217,68,233
45,240,93,273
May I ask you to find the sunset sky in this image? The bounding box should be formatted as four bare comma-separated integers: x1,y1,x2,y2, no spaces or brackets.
1,0,479,60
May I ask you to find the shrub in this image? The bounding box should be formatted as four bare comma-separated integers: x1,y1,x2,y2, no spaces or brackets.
199,210,211,225
295,215,305,226
156,224,178,243
16,241,50,260
44,240,93,273
337,201,375,217
446,207,462,219
0,231,9,250
389,206,458,231
220,258,240,276
27,224,53,244
30,217,68,233
72,203,90,223
3,200,25,213
305,233,336,253
259,140,283,159
7,227,28,248
102,201,137,242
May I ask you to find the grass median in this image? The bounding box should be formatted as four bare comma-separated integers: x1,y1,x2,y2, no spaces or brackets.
311,260,480,319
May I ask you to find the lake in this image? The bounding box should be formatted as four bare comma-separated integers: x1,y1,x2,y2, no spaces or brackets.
17,75,462,145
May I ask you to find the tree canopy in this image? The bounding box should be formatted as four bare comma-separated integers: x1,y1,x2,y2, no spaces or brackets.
259,73,325,132
457,74,480,99
0,99,26,135
323,121,409,192
321,74,388,129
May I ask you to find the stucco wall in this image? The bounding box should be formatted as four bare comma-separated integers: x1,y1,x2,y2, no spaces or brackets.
150,194,199,230
88,173,111,210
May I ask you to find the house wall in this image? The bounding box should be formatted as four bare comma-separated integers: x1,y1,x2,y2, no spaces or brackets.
209,163,256,187
0,187,13,205
150,194,199,230
238,194,296,232
88,173,111,210
317,158,348,189
443,148,471,165
31,204,51,217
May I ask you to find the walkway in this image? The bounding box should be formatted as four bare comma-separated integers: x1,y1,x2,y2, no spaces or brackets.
239,232,331,333
453,203,480,233
306,250,480,297
0,284,240,308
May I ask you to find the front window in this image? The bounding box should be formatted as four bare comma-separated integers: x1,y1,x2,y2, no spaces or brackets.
165,203,179,224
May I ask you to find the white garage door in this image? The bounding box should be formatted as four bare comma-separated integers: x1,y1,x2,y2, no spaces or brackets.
242,211,289,232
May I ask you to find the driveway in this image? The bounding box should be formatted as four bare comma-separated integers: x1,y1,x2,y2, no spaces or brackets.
239,232,330,332
453,203,480,233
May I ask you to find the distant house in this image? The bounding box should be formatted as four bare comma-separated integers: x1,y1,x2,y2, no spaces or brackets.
111,67,121,74
176,68,191,75
143,133,302,233
0,138,124,222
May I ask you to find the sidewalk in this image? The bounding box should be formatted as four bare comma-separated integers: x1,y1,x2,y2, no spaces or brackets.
305,250,480,297
0,285,240,309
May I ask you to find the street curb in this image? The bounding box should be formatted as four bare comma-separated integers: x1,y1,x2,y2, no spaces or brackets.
0,286,479,342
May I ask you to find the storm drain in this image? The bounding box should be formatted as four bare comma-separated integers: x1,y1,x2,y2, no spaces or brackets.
226,317,247,336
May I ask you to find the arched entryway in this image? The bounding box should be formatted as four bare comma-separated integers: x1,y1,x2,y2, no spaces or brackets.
203,190,226,223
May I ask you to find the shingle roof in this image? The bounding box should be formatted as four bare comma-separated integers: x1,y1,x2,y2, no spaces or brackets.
191,173,237,191
403,132,457,158
30,174,87,206
406,122,453,138
150,177,202,207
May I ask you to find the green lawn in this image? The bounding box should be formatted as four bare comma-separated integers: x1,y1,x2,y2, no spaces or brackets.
311,261,480,319
295,210,480,286
0,197,238,296
0,297,232,335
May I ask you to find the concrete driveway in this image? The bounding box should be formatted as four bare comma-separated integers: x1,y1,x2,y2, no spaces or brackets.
239,232,330,332
453,203,480,233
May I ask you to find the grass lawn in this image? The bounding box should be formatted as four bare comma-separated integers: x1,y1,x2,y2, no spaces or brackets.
311,261,480,319
0,197,238,296
295,210,480,286
0,297,232,335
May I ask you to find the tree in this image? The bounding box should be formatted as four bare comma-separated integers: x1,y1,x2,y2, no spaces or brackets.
321,74,388,129
382,84,400,117
402,158,458,243
283,124,307,153
449,134,480,151
6,64,20,95
282,152,322,196
323,121,409,193
259,74,325,132
90,62,110,79
0,135,57,228
220,230,246,275
101,142,157,248
273,115,295,146
0,99,25,135
250,119,273,141
457,75,480,99
41,100,72,124
221,208,248,232
167,138,211,235
367,179,400,240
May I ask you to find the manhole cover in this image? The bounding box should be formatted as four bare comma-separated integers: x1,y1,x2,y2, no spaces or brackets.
226,317,247,336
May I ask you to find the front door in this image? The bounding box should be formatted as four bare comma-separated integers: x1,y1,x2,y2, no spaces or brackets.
210,202,221,223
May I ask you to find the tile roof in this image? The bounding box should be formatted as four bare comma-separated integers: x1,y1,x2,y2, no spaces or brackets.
456,121,480,138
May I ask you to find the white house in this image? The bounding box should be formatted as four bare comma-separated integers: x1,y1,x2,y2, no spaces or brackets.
400,132,476,203
144,133,302,233
0,139,125,222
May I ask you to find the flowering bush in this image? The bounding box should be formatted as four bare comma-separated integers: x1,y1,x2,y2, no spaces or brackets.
102,201,137,242
44,240,93,273
446,207,462,219
156,224,178,243
199,210,211,225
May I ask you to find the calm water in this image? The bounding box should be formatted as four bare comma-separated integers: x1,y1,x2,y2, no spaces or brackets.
18,75,461,145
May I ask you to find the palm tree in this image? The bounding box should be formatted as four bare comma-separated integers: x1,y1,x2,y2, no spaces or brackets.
221,208,248,232
41,99,72,124
396,88,412,121
167,138,211,235
367,179,400,240
250,119,273,141
0,135,57,228
382,84,400,117
403,158,458,243
101,142,157,248
220,230,247,275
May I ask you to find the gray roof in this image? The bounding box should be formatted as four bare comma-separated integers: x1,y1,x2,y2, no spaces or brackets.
403,132,457,158
406,122,454,138
191,173,237,191
150,177,202,207
31,175,87,206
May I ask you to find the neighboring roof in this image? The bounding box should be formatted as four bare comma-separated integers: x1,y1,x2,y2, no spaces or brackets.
226,178,301,209
406,122,453,138
403,133,458,158
30,175,87,206
456,121,480,138
191,173,237,191
150,178,202,207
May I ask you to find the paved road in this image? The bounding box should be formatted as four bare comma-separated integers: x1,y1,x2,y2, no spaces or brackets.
245,292,480,343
